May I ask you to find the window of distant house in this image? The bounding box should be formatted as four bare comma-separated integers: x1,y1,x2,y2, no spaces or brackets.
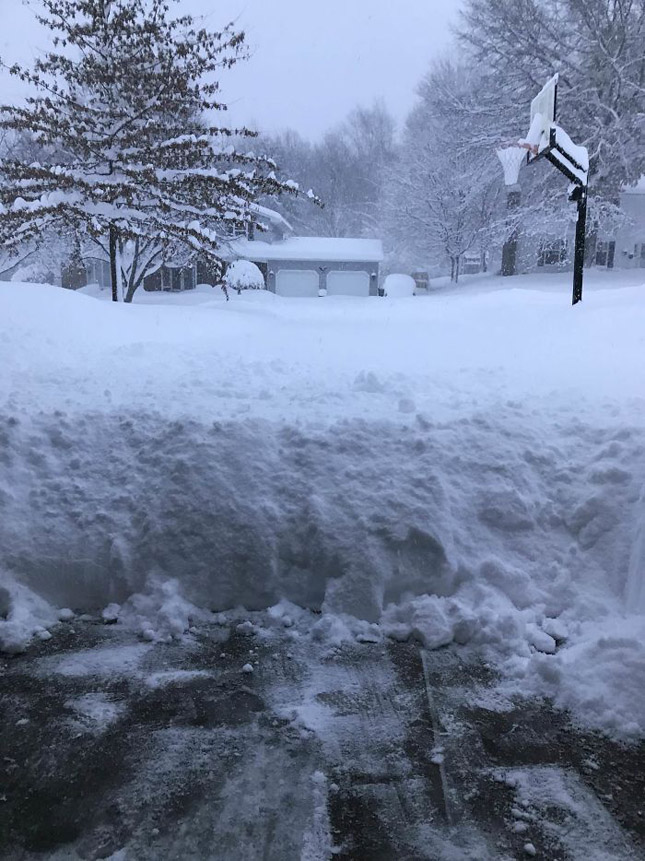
537,239,567,267
595,240,616,268
86,259,99,284
596,241,609,267
85,259,111,286
161,267,173,290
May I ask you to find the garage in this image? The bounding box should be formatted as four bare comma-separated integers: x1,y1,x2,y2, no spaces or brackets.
275,269,319,297
228,236,384,298
326,269,370,297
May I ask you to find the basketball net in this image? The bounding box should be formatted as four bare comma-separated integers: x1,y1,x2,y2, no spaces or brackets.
496,144,529,187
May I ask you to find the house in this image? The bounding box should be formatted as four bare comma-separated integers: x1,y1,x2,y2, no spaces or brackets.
70,204,384,297
521,177,645,273
607,176,645,269
225,236,383,297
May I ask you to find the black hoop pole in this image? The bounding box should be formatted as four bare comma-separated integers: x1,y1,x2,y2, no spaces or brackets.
528,127,588,306
572,187,587,305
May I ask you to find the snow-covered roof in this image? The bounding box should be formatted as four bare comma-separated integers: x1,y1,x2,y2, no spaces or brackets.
623,175,645,195
228,236,384,264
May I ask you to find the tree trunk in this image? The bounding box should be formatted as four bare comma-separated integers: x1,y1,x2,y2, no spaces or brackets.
124,270,145,303
450,257,455,282
501,187,521,276
123,237,140,303
109,224,119,302
124,280,138,303
455,255,460,283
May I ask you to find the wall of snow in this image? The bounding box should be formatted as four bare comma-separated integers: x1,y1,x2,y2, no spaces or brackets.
1,405,641,628
626,488,645,613
2,278,645,737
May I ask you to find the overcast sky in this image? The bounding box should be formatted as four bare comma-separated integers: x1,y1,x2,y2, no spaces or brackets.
0,0,461,139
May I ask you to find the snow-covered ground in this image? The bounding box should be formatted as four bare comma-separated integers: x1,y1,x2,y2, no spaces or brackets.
1,269,644,740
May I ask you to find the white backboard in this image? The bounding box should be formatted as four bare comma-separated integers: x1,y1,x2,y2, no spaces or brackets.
530,74,558,139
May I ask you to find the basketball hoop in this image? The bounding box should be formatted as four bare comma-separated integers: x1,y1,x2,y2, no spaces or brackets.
499,72,589,305
496,144,528,187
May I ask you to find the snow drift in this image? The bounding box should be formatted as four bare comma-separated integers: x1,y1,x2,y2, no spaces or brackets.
1,275,644,738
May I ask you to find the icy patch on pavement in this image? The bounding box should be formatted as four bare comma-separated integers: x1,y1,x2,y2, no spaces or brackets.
38,644,153,678
66,692,125,731
499,765,640,859
144,669,214,688
301,771,334,860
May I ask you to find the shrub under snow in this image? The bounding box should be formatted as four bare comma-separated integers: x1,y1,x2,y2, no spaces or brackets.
225,260,266,293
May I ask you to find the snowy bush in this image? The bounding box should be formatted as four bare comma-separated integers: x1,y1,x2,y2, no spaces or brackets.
10,257,61,286
224,260,266,294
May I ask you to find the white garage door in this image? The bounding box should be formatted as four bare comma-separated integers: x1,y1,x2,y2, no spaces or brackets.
326,270,370,297
275,269,319,297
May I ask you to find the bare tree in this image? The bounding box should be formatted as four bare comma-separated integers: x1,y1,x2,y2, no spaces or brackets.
260,101,396,238
385,62,502,280
458,0,645,198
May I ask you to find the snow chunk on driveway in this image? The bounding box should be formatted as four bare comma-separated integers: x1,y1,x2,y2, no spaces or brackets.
382,595,477,650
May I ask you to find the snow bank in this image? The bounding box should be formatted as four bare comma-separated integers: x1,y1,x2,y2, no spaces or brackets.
529,615,645,738
0,573,59,653
1,274,644,738
383,273,416,297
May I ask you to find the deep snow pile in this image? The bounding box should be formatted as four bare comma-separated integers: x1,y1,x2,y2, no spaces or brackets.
1,272,644,738
383,273,416,297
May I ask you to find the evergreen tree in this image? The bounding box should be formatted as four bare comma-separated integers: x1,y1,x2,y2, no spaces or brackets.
0,0,296,301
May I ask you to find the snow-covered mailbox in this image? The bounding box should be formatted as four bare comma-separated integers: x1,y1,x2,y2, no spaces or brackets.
227,236,384,298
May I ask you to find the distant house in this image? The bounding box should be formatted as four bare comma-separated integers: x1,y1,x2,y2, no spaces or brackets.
521,177,645,273
225,236,383,297
607,177,645,269
66,204,384,297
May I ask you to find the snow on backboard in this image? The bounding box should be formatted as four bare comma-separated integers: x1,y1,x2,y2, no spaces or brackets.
531,74,558,135
525,74,558,159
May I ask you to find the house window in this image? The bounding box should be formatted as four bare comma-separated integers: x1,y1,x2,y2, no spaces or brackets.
180,267,195,291
85,258,110,287
537,239,567,267
640,243,645,268
595,240,617,267
462,254,481,275
161,266,173,290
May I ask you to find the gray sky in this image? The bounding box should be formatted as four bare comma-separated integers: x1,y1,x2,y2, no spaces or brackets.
0,0,461,139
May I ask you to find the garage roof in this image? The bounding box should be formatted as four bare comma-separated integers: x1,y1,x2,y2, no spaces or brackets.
228,236,384,264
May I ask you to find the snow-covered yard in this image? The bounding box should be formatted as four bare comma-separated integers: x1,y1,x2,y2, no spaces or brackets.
1,269,644,746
